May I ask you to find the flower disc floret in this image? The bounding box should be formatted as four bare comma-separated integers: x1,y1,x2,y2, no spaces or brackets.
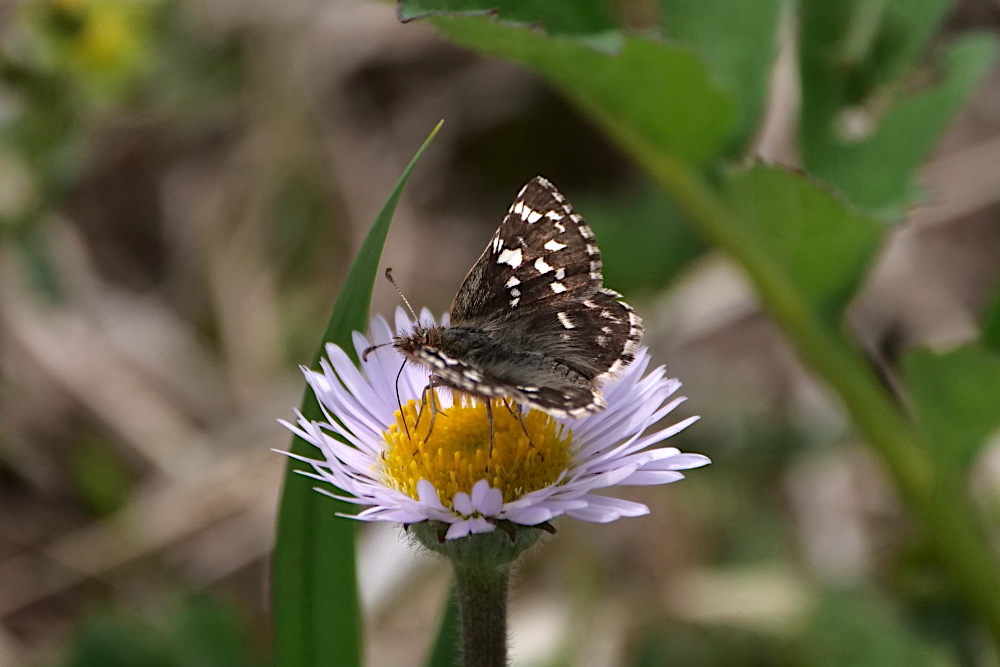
381,397,572,509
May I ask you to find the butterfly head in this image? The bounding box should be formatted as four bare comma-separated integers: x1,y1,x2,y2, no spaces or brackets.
392,322,438,360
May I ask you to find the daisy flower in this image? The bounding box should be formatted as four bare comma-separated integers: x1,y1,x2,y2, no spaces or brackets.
280,309,709,541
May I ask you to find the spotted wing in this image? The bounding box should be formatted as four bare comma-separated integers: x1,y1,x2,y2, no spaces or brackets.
422,288,642,417
439,176,643,417
449,176,602,326
509,287,643,383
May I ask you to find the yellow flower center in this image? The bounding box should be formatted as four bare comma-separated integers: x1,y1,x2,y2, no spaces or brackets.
380,393,573,511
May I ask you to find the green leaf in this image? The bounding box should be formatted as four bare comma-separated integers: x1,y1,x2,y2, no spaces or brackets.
424,587,461,667
659,0,782,153
578,183,704,294
905,345,1000,475
722,164,885,322
432,16,734,167
272,121,442,667
800,0,999,219
399,0,616,37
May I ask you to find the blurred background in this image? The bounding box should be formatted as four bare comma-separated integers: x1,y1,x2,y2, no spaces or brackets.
0,0,999,665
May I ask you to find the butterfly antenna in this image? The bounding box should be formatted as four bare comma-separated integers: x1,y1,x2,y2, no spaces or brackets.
362,341,393,362
395,361,411,441
385,268,419,322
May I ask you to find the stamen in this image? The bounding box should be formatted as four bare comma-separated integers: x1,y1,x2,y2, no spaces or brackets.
380,393,572,511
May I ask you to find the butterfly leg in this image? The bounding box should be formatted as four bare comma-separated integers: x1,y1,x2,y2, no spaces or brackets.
512,400,544,461
502,398,535,449
485,399,495,454
413,382,437,440
412,383,430,431
415,377,450,442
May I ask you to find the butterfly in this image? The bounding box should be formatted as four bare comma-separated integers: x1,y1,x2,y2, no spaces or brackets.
372,176,643,422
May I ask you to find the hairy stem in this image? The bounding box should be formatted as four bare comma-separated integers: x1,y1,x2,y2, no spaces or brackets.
453,564,510,667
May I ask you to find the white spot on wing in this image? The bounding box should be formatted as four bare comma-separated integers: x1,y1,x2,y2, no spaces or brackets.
550,282,567,294
510,288,520,297
513,201,524,216
545,211,562,221
505,276,521,288
557,312,575,329
555,268,566,280
510,297,520,307
544,239,567,251
526,210,542,224
534,257,553,274
498,248,522,268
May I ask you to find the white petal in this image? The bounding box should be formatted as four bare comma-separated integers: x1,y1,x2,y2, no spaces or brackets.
566,495,650,522
453,492,473,515
395,306,413,335
621,416,701,454
324,346,389,426
446,520,472,540
471,480,503,516
468,517,494,534
470,479,491,508
417,479,446,510
617,470,686,486
369,314,395,346
641,453,712,471
502,505,554,525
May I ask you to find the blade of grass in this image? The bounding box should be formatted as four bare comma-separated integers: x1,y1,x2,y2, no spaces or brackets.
272,121,443,667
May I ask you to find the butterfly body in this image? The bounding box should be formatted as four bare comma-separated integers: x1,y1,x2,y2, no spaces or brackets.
393,176,642,419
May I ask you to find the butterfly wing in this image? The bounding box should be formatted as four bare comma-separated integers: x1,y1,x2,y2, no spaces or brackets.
428,176,642,417
449,176,602,325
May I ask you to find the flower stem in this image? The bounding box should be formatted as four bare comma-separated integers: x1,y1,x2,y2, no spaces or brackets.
453,563,510,667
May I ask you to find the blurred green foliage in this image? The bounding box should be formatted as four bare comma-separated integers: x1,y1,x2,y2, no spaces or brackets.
57,598,268,667
800,0,998,219
67,435,131,516
399,0,617,37
0,0,241,294
633,624,791,667
579,183,703,295
905,338,1000,476
435,17,735,166
800,591,957,667
722,165,885,323
658,0,782,154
